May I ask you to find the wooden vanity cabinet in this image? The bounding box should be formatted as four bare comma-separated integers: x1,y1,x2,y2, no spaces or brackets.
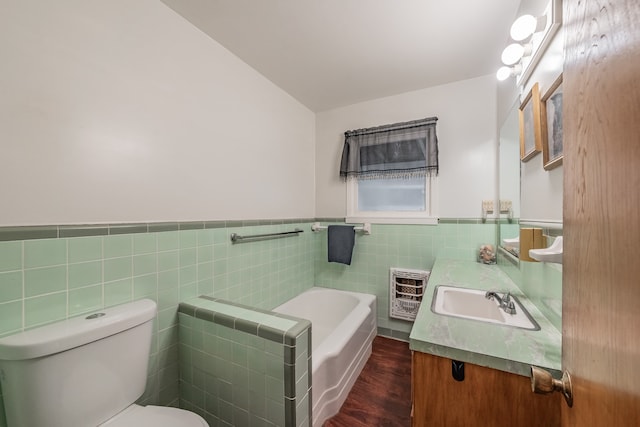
411,351,560,427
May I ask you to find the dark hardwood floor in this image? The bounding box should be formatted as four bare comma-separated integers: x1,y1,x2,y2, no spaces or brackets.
323,336,412,427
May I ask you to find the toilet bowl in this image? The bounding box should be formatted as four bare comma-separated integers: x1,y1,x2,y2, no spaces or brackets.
0,299,210,427
100,404,208,426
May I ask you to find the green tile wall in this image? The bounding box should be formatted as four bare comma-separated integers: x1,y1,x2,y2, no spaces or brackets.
518,261,562,332
0,221,315,427
499,223,520,247
497,228,563,333
0,218,499,427
178,298,311,427
314,221,498,338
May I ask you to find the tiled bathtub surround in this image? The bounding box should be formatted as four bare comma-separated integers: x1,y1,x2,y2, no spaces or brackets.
178,297,311,427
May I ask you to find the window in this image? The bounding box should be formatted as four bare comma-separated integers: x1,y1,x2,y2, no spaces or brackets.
346,175,437,224
340,117,439,224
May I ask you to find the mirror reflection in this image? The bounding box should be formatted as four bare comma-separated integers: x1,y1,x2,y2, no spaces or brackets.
498,99,521,259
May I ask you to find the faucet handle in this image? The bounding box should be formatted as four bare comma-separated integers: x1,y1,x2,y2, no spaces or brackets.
503,292,511,303
504,299,517,315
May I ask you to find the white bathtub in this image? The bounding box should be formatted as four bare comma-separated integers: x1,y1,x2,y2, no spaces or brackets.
273,287,377,427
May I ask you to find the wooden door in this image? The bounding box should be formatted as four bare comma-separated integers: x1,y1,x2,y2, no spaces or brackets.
562,0,640,425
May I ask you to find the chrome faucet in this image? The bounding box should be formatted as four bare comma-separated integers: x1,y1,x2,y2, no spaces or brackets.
485,291,517,314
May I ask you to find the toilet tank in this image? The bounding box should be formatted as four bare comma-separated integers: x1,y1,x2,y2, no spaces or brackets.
0,299,157,427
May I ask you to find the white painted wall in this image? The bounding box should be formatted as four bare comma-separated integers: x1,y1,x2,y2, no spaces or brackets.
0,0,315,226
315,75,498,218
519,28,564,223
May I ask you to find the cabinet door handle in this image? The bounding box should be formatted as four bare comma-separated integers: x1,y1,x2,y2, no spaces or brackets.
530,366,573,407
451,360,465,381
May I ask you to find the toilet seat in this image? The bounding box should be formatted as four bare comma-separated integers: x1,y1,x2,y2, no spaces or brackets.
99,404,208,427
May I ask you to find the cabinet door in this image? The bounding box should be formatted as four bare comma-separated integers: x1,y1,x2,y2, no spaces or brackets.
412,351,560,427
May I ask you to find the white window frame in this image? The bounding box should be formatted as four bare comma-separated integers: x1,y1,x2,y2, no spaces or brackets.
346,175,438,225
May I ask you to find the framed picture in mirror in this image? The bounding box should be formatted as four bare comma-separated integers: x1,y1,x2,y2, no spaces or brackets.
519,82,543,162
541,74,564,170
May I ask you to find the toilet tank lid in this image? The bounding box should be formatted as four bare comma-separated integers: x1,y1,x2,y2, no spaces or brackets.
0,299,156,361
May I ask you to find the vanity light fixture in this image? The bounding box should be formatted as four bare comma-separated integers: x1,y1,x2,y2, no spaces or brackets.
495,0,561,84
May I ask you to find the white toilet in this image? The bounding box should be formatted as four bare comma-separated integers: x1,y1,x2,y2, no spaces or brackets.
0,299,208,427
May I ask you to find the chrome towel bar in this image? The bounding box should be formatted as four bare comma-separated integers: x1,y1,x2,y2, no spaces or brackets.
310,222,371,235
230,228,303,243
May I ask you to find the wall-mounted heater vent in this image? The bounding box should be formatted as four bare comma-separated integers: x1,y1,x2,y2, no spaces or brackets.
389,268,430,321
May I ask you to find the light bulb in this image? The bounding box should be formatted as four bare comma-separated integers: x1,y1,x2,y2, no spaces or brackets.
496,64,522,81
501,43,525,65
496,66,513,81
510,14,542,41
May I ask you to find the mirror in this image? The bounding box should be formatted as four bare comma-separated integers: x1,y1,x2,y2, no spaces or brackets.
494,0,563,334
498,100,521,259
498,94,563,331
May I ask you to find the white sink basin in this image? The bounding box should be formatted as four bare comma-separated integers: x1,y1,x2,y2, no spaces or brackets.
431,285,540,330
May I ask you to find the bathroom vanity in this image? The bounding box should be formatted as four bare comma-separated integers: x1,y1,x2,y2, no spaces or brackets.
409,259,562,427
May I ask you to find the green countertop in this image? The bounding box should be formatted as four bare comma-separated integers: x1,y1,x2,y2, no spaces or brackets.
409,258,562,377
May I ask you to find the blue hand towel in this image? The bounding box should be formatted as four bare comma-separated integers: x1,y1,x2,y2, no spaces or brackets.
328,225,355,265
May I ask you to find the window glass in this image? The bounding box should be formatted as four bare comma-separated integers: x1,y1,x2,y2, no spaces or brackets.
357,177,426,212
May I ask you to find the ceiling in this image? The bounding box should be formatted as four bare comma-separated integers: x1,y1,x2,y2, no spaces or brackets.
161,0,521,112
